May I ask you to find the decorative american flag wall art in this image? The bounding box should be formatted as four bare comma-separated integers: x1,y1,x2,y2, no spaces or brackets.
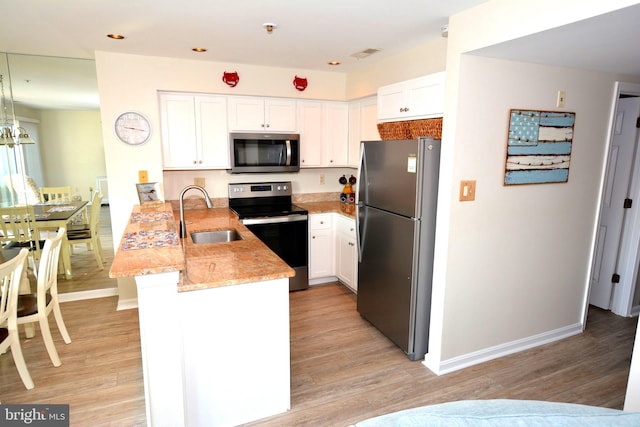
504,109,575,185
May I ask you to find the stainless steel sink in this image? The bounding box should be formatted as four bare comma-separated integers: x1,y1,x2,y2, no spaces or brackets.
190,229,243,244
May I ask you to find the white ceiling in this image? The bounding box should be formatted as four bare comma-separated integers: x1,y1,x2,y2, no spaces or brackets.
1,1,639,110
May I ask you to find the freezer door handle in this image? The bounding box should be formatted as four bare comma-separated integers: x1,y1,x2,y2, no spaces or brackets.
356,144,368,262
356,203,366,263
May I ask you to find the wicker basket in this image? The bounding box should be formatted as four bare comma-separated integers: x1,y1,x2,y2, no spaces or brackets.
377,118,443,140
408,118,442,139
377,121,411,140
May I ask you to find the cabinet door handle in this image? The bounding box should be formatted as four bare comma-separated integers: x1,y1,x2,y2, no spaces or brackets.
266,124,270,128
193,160,197,164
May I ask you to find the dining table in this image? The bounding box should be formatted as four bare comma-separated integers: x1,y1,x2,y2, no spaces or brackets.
33,200,88,280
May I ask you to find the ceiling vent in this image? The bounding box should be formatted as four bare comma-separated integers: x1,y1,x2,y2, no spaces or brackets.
351,48,381,59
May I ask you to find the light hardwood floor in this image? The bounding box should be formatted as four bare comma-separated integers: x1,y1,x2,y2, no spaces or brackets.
57,205,117,294
0,278,636,426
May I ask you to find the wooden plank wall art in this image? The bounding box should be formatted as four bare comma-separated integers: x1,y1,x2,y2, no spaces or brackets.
504,109,575,185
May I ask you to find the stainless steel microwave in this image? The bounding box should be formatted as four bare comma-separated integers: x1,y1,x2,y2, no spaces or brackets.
229,132,300,173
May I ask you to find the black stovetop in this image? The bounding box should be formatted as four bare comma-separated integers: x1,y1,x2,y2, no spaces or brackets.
229,198,307,219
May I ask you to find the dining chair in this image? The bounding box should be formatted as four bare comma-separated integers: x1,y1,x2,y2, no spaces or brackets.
0,248,34,390
4,174,41,205
0,205,42,274
67,192,104,270
39,186,72,204
17,228,71,367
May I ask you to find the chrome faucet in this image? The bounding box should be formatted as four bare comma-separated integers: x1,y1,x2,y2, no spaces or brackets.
179,185,213,238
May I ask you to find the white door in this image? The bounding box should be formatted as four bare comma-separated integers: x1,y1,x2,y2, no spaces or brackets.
590,95,640,309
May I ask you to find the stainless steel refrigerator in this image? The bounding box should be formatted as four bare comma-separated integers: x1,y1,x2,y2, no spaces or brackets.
356,137,441,361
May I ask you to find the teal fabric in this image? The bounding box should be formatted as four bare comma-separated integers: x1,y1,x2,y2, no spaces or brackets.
352,400,640,426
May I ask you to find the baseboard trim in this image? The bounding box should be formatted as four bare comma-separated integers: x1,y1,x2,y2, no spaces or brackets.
309,276,338,286
117,297,139,311
424,322,583,375
59,287,118,302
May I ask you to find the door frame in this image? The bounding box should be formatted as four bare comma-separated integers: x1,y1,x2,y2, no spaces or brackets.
591,81,640,317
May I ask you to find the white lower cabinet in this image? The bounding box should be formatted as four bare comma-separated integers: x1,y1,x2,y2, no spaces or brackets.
308,212,357,292
308,213,334,279
335,215,358,292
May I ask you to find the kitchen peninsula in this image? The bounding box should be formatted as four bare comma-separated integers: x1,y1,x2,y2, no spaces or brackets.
110,202,294,427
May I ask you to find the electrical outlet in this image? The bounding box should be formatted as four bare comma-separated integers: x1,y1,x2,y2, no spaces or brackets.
138,170,149,183
194,177,206,187
459,180,476,201
319,174,325,185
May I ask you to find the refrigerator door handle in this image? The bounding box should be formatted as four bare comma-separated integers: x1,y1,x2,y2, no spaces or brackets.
356,203,363,263
356,142,366,262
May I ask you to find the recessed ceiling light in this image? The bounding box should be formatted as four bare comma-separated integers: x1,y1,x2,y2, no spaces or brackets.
107,34,125,40
263,23,277,34
192,47,207,53
328,61,341,66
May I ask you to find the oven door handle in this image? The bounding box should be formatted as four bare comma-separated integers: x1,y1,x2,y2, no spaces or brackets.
242,214,307,225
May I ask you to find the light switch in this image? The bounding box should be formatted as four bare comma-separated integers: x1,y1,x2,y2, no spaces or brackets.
557,90,566,108
138,170,148,183
194,177,206,187
459,180,476,201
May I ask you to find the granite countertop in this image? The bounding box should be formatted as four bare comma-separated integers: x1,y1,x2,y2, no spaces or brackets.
297,201,356,218
109,199,356,292
109,202,294,292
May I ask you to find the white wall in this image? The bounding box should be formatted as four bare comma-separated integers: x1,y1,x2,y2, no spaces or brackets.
423,0,640,373
163,168,352,201
39,110,105,201
443,55,616,358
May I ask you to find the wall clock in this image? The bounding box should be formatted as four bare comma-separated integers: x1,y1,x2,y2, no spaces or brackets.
114,111,152,146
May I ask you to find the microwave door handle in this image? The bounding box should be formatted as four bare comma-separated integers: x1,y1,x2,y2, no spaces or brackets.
285,140,292,166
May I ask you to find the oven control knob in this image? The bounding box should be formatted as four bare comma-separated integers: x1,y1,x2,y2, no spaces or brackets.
277,186,282,191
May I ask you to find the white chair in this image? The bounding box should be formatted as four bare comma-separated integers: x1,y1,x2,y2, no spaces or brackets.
0,205,42,273
67,192,104,270
17,228,71,367
0,248,34,389
39,186,72,204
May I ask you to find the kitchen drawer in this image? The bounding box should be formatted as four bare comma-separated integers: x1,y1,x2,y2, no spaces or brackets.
309,213,332,230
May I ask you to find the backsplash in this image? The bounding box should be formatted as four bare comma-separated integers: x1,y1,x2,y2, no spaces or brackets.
170,192,342,211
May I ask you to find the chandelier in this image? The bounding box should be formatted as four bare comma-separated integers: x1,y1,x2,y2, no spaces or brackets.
0,74,35,147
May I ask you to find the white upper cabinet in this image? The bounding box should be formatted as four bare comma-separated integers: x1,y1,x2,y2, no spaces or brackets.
298,101,349,168
322,102,349,167
297,101,323,167
228,96,297,132
159,93,229,170
377,72,445,122
348,96,378,168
